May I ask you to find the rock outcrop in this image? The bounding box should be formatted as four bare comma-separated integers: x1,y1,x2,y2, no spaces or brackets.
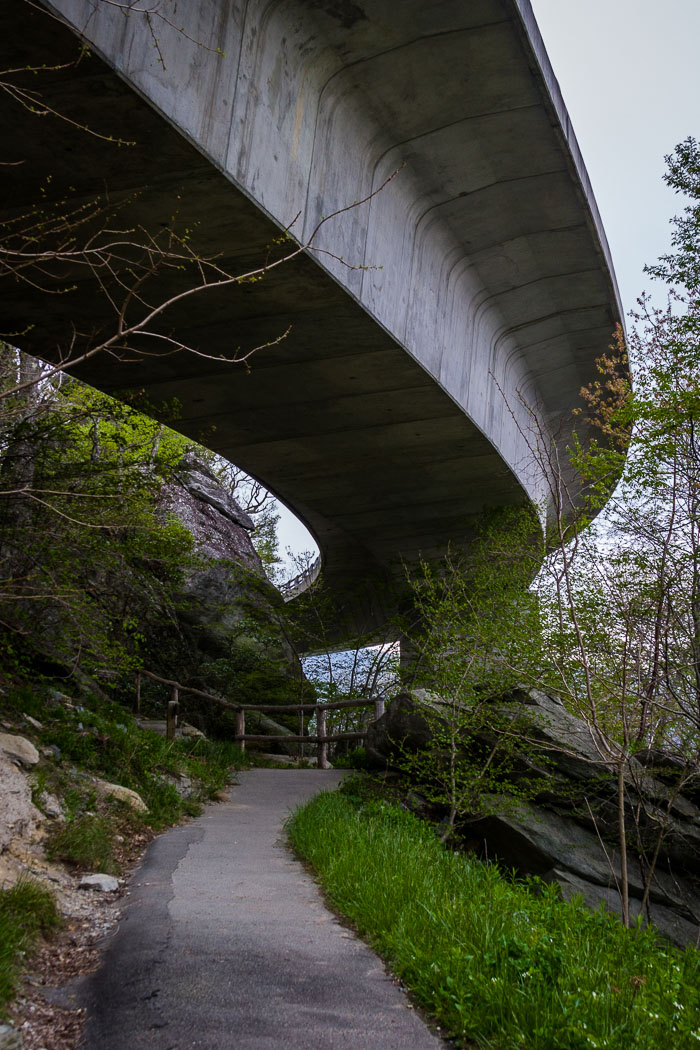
161,453,258,567
0,747,98,917
0,750,44,854
366,689,700,947
156,453,306,737
158,453,265,660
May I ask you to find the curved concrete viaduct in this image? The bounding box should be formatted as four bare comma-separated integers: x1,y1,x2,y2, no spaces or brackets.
2,0,623,641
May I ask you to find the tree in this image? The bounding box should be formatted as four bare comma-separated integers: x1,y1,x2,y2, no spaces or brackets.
0,353,198,682
514,141,700,925
399,507,547,836
399,141,700,921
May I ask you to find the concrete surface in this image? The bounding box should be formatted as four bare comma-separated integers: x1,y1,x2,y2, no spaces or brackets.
1,1,626,641
82,770,444,1049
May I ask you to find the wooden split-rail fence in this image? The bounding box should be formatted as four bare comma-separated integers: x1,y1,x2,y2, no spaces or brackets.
133,669,384,769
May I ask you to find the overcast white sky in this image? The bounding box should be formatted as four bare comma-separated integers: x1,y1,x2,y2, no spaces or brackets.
275,1,700,567
531,0,700,311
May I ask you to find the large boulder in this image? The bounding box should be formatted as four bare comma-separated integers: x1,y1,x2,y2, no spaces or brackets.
468,795,700,918
162,453,257,565
92,777,148,813
159,453,270,653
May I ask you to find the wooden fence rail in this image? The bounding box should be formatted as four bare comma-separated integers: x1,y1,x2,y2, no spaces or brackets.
133,670,385,768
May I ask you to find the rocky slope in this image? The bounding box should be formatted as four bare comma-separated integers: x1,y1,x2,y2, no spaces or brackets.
0,724,128,1050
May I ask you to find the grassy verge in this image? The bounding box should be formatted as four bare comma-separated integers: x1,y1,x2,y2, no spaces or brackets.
0,878,60,1019
286,788,700,1050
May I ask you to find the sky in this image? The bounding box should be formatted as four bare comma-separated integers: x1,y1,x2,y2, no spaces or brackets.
530,0,700,312
274,1,700,571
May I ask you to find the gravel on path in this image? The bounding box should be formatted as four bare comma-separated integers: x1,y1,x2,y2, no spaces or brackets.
82,769,444,1049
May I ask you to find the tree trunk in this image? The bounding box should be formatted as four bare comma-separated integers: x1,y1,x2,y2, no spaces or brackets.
617,758,630,927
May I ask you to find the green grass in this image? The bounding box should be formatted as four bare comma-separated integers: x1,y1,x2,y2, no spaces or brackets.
286,789,700,1050
0,878,60,1018
0,685,249,878
46,813,119,873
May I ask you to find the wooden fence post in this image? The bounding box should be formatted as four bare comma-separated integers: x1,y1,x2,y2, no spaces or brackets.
374,697,385,720
298,708,305,761
133,671,141,716
316,706,329,769
167,685,179,742
235,709,246,751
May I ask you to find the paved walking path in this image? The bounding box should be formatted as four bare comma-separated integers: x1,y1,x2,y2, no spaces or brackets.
83,769,443,1049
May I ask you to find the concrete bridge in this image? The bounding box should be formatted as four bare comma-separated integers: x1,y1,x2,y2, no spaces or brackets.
2,0,623,641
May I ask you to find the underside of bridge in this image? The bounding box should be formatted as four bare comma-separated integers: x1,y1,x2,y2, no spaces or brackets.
0,0,624,644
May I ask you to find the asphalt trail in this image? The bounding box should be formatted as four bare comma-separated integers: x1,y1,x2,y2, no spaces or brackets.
82,769,443,1049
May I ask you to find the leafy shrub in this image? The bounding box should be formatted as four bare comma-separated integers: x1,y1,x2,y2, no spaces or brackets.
2,685,48,722
0,877,60,939
183,739,245,798
139,775,193,828
331,746,371,770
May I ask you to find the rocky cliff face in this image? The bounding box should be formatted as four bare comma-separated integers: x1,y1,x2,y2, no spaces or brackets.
366,689,700,947
155,454,305,730
160,454,258,567
158,453,262,655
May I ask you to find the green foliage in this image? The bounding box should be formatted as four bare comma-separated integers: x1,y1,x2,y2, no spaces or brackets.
183,738,247,798
530,141,700,770
0,359,198,679
288,791,700,1050
331,746,371,770
46,813,117,872
406,505,542,693
646,136,700,291
205,636,299,709
393,695,550,835
0,877,60,1018
401,506,545,826
0,877,60,939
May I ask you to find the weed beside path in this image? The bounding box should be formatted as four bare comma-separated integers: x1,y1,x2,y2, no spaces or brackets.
0,879,60,1015
287,789,700,1050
